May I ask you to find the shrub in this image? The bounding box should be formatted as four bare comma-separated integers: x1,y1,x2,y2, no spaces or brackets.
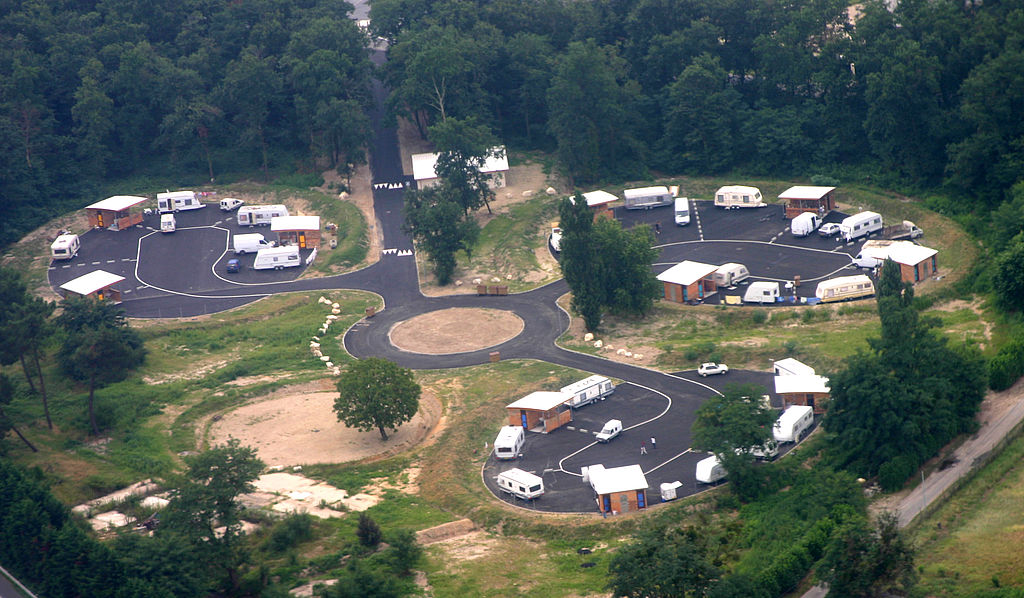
267,513,314,553
356,513,383,547
989,338,1024,390
878,456,917,491
387,529,422,575
751,310,768,325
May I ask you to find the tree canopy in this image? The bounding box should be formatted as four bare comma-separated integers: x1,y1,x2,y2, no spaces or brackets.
334,357,421,440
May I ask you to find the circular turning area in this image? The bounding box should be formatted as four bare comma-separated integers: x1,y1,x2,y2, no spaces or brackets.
389,307,525,354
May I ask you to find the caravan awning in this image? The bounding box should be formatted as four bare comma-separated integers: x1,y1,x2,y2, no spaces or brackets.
86,196,149,211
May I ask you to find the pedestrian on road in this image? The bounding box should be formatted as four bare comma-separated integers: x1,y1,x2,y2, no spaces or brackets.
654,222,661,234
640,441,647,455
650,437,657,449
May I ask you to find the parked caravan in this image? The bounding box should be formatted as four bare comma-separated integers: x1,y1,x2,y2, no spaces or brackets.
623,186,673,210
549,225,562,253
791,212,820,237
160,213,176,233
253,246,300,270
560,375,615,408
839,211,883,242
157,190,203,213
493,426,525,460
773,405,814,443
595,419,622,443
715,185,765,209
815,275,875,303
219,198,244,212
743,281,780,304
695,455,727,484
237,204,289,227
714,263,750,287
233,233,273,254
51,234,80,261
496,468,544,500
852,240,894,269
674,197,691,225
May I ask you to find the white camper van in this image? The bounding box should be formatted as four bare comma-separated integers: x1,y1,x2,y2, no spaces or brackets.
695,455,727,484
839,211,883,242
674,197,691,225
815,275,875,303
714,263,750,287
496,468,544,500
157,190,203,213
233,233,273,254
791,212,820,237
623,186,673,210
773,405,814,443
237,204,289,227
743,281,780,304
715,185,765,209
750,440,780,460
493,426,525,460
852,240,895,269
219,198,244,212
253,246,300,270
50,234,80,261
595,419,622,443
560,375,615,408
160,213,176,233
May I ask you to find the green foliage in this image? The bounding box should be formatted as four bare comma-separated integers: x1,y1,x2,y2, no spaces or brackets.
818,512,917,597
989,335,1024,390
334,358,421,441
992,238,1024,312
608,526,722,598
357,512,383,547
386,529,422,575
403,185,480,284
267,514,315,553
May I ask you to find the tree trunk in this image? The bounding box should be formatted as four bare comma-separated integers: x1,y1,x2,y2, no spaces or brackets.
0,408,38,452
19,354,37,393
88,376,99,436
377,424,389,441
32,349,52,429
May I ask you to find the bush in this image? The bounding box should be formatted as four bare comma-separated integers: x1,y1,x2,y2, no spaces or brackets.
272,172,324,188
989,338,1024,390
356,513,383,547
878,455,917,491
267,514,314,553
387,529,422,575
751,310,768,325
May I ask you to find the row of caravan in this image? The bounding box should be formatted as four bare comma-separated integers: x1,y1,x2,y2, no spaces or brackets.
742,275,875,304
157,191,246,214
696,405,814,484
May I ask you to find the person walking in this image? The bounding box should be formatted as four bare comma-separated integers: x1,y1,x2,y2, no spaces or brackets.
650,436,657,449
640,441,647,455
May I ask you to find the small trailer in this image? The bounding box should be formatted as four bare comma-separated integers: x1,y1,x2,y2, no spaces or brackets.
623,186,673,210
50,233,80,261
237,204,289,227
157,190,204,213
839,211,883,242
493,426,525,460
660,481,683,501
773,405,814,443
496,468,544,500
695,455,727,484
881,220,923,241
715,185,765,209
253,245,300,270
791,212,820,237
743,281,780,304
714,263,750,287
815,275,874,303
559,375,615,408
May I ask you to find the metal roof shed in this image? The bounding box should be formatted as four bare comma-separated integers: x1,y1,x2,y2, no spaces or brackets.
506,391,573,433
59,270,126,303
779,186,837,219
886,242,938,284
271,215,322,249
775,374,831,414
85,195,148,230
588,464,649,514
412,146,510,189
657,261,720,303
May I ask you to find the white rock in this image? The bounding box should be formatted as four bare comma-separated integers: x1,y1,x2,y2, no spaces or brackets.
522,190,535,198
332,368,341,375
339,191,349,199
594,340,603,348
332,302,340,309
634,353,643,359
319,297,330,305
455,280,463,286
491,276,500,283
268,465,284,472
616,348,626,355
326,362,333,368
293,465,303,472
584,332,594,342
473,278,482,285
310,342,320,348
332,308,341,315
605,345,613,351
320,356,330,362
545,186,557,195
325,315,337,321
506,274,513,280
624,351,633,358
312,336,320,341
312,350,322,357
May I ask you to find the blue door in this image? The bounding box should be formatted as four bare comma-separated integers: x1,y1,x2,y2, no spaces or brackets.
602,495,611,512
520,410,528,429
637,491,646,509
698,281,704,298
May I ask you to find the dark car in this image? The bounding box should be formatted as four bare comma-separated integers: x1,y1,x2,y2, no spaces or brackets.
226,259,241,273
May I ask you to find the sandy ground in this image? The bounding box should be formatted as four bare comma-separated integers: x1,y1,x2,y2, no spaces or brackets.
389,307,524,354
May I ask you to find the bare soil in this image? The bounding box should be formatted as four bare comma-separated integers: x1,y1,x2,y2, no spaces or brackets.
389,308,524,354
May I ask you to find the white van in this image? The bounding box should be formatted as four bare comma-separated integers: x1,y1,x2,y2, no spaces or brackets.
493,426,525,460
714,263,750,287
233,233,273,255
238,205,289,227
791,212,820,237
695,455,727,484
743,281,780,304
560,375,615,408
496,468,544,500
674,197,691,225
852,240,895,269
157,190,204,213
715,185,765,209
815,275,875,303
595,419,622,443
51,233,80,261
623,186,673,210
839,211,883,242
773,405,814,443
219,198,244,212
160,213,176,233
253,246,300,270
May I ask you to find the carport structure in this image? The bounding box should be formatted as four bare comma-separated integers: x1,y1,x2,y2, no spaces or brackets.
85,195,148,231
506,391,573,433
59,270,126,303
587,464,649,514
779,186,837,219
271,215,321,249
657,260,719,303
577,190,617,220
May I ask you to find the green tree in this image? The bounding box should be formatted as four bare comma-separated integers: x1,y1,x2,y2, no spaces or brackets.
0,267,55,428
992,237,1024,312
558,194,602,331
818,512,916,597
428,116,501,215
0,374,37,453
403,185,480,285
334,358,421,440
387,529,423,575
357,512,383,547
608,526,721,598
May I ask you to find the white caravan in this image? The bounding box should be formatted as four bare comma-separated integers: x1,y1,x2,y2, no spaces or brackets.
237,204,289,227
233,233,273,254
815,275,875,303
253,246,300,270
219,198,244,211
715,185,765,209
695,455,727,484
496,468,544,500
50,234,80,261
160,213,176,233
791,212,820,237
559,375,615,408
674,197,691,225
743,281,780,304
839,211,883,242
714,263,750,287
623,186,673,210
773,405,814,443
157,190,204,213
493,426,525,460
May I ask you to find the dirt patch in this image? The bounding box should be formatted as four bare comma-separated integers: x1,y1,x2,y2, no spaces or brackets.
416,518,477,545
389,308,524,354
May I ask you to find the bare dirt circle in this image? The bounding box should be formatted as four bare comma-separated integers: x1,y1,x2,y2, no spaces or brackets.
389,307,524,354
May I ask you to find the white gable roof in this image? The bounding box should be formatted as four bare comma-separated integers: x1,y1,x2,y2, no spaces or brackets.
578,190,618,207
657,261,719,286
60,270,125,296
885,241,937,266
86,196,149,211
775,374,830,394
773,358,816,377
271,215,320,231
506,391,571,411
778,186,835,200
411,146,509,181
589,464,648,495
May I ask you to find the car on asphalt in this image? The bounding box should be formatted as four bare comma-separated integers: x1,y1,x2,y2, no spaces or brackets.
698,362,729,377
818,223,841,237
226,258,241,273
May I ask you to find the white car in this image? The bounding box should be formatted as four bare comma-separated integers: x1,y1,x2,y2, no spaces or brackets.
220,198,244,212
818,223,841,237
698,362,729,377
549,226,562,253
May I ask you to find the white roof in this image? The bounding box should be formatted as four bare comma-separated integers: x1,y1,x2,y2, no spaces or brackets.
624,186,670,198
51,234,77,249
498,468,542,486
657,261,719,286
86,195,149,211
271,215,320,231
589,464,648,495
560,375,609,395
578,190,618,207
60,270,125,296
717,185,760,195
885,241,937,266
778,186,836,200
775,374,830,394
506,391,571,411
411,146,509,181
774,358,816,376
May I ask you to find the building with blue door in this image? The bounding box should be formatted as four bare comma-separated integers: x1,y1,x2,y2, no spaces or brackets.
657,260,719,304
505,391,573,433
586,464,649,515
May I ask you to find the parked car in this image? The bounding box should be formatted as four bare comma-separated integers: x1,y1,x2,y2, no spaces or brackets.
818,223,841,237
226,259,241,273
697,362,729,377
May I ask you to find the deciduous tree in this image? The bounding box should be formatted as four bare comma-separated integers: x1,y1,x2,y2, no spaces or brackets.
334,358,420,440
403,186,479,285
818,512,916,597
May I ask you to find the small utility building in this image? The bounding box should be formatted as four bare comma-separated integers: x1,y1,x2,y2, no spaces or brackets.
587,464,649,515
779,186,837,219
412,146,509,189
576,190,618,220
773,358,830,414
657,261,719,303
85,196,148,231
59,270,126,304
271,215,321,249
506,391,572,433
885,242,938,284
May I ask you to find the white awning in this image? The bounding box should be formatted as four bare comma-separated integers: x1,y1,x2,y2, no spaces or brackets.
60,270,125,296
778,186,835,200
580,190,618,207
271,216,321,231
506,391,571,411
657,261,718,286
86,196,149,211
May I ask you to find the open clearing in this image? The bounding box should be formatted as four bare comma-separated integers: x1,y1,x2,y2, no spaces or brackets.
389,307,525,354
